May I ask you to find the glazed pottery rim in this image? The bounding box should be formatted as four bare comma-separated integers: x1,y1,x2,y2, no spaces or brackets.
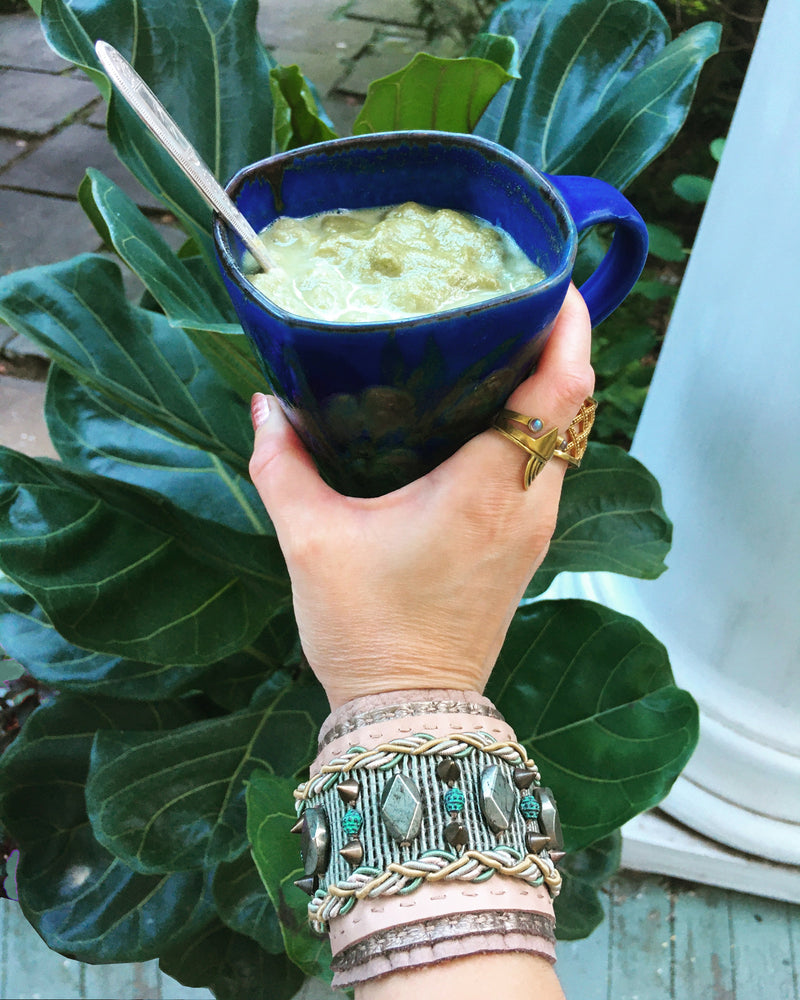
213,130,578,334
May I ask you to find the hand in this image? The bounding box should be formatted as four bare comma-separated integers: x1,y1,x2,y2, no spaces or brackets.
249,285,593,709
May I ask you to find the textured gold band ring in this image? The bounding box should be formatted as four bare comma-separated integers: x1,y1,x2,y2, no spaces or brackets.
493,397,597,489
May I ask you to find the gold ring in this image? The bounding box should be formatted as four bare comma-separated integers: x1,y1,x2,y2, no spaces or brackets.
493,398,597,489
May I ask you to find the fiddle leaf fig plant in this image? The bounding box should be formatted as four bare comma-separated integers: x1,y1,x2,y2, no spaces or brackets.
0,0,717,995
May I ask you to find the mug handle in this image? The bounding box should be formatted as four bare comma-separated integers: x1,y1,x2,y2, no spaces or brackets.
545,174,649,328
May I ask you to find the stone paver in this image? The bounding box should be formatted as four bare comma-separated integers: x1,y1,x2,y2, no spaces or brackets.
0,13,68,72
0,188,100,273
0,67,98,135
1,122,161,208
343,0,419,25
339,29,428,95
271,47,356,98
259,4,374,56
0,136,26,170
0,375,57,459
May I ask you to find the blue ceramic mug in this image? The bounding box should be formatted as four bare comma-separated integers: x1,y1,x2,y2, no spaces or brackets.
214,131,647,496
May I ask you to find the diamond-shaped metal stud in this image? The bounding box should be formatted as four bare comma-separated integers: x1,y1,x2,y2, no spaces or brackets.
436,759,461,784
340,839,364,867
534,787,563,850
336,779,360,804
301,806,331,876
380,773,423,843
513,767,537,790
480,764,516,833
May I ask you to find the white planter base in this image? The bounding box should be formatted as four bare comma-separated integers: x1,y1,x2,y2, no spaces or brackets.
622,806,800,904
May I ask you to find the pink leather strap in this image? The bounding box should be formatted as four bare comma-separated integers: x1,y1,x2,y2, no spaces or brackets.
312,688,557,987
329,877,554,953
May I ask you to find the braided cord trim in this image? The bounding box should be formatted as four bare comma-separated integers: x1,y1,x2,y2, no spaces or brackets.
296,731,537,804
309,846,562,931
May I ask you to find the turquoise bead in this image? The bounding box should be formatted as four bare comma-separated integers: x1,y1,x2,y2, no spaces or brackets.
443,786,465,814
519,795,541,820
342,808,363,837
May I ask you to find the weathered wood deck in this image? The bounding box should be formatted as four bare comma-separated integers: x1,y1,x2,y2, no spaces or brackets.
2,872,797,999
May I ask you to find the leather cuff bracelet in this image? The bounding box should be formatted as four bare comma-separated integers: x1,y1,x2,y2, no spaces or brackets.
291,690,564,989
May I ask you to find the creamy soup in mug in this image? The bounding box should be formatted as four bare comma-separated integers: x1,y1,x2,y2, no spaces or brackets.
247,201,546,324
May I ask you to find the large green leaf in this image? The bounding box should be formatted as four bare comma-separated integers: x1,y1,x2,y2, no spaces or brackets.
246,770,334,985
0,449,290,665
554,831,620,940
85,678,322,872
160,919,304,1000
270,65,338,153
477,0,720,189
0,575,297,703
0,256,255,477
40,0,277,265
212,850,284,953
0,695,217,962
528,442,672,597
353,52,513,135
197,611,301,713
44,365,268,536
77,170,238,333
0,574,205,700
486,600,698,853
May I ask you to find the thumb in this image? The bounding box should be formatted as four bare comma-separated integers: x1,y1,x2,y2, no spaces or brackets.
249,393,335,535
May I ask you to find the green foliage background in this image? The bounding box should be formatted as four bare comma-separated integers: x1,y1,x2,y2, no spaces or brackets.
0,0,720,995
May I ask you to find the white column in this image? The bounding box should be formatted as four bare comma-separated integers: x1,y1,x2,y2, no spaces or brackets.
548,0,800,884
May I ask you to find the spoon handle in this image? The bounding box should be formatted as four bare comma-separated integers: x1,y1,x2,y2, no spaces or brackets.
94,40,274,273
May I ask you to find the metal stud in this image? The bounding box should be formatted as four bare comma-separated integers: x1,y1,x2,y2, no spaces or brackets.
294,875,318,896
436,759,461,784
534,787,563,850
336,778,360,804
300,806,331,876
290,817,303,835
550,851,566,865
444,820,469,849
380,773,423,843
479,764,516,833
525,832,550,854
513,767,537,791
339,840,364,867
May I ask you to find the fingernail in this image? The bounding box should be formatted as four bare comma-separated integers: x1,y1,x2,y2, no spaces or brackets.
251,393,270,431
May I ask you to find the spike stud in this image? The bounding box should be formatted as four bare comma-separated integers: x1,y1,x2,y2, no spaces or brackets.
525,832,550,854
513,767,537,791
294,875,318,897
436,759,461,785
444,820,469,850
336,778,360,804
290,817,304,835
340,839,364,867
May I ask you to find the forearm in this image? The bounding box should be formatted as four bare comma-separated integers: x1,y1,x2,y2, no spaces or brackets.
358,952,566,1000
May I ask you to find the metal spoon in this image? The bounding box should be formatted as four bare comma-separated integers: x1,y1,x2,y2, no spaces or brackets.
94,40,275,273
